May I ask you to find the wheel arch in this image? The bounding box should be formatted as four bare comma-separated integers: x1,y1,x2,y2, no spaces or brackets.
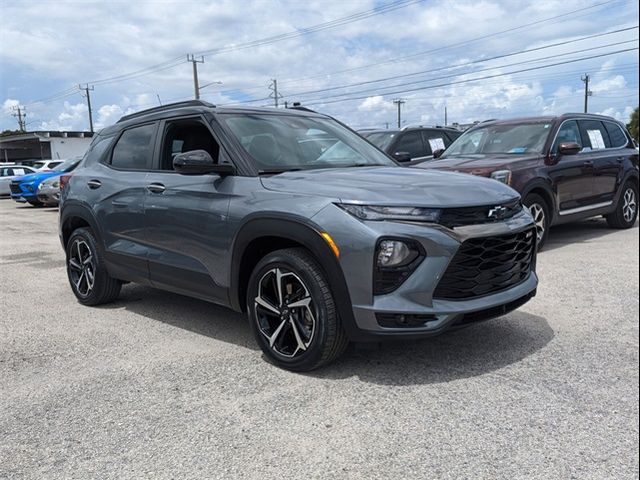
60,202,102,249
521,180,556,225
229,215,358,338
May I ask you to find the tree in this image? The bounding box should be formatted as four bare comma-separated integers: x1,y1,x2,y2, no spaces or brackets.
0,129,23,137
627,107,639,143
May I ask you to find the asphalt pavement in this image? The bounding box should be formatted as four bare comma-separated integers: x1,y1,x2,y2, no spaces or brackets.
0,199,638,479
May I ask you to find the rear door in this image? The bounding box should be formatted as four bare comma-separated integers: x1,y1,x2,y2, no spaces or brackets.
143,115,232,303
88,124,157,283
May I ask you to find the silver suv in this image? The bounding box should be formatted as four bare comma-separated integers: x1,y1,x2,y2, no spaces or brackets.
59,101,538,371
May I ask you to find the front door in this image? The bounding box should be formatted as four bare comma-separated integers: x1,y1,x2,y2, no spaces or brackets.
547,119,596,213
144,116,232,303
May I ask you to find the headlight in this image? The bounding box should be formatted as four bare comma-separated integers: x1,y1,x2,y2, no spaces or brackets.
377,240,412,267
338,204,441,222
490,170,512,185
52,181,60,188
37,183,45,191
374,238,424,294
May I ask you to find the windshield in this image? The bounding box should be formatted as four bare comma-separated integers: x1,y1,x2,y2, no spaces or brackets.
52,158,81,172
362,131,397,150
221,114,396,172
443,122,552,157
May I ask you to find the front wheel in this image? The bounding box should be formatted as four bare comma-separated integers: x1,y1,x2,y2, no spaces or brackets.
523,193,550,250
27,199,44,207
247,248,348,371
606,182,638,229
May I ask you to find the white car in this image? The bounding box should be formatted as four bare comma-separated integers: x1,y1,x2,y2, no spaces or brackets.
32,160,64,170
0,165,37,196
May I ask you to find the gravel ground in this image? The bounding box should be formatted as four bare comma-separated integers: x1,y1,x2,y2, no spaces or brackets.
0,199,638,479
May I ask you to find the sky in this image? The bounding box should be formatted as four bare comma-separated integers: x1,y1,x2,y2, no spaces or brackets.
0,0,638,133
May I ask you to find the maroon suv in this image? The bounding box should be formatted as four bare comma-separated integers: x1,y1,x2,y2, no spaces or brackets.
416,113,639,247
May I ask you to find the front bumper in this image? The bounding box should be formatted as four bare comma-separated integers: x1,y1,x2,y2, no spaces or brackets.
312,204,539,340
37,186,60,205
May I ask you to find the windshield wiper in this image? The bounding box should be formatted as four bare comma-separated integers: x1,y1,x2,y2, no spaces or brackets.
258,168,303,175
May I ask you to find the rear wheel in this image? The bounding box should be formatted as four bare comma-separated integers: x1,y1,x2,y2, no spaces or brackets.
606,181,638,229
66,228,121,306
523,193,550,249
247,248,348,371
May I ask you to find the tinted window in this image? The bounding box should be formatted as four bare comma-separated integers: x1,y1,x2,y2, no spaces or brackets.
553,120,582,152
159,119,220,170
363,131,397,150
579,120,611,150
421,130,449,155
111,124,156,170
86,136,113,164
394,131,425,159
604,121,628,148
443,122,552,156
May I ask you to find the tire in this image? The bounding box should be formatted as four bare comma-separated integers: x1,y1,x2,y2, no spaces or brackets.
66,227,121,306
27,199,44,207
605,181,638,229
523,193,550,250
247,248,349,371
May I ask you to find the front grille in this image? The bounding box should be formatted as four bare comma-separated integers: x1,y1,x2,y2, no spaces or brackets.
439,199,521,228
434,229,536,300
9,182,22,194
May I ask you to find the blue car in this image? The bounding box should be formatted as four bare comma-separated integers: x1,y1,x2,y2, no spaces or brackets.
10,158,81,206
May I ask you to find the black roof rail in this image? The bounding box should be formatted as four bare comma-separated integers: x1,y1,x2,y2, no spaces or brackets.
117,100,215,123
288,105,318,113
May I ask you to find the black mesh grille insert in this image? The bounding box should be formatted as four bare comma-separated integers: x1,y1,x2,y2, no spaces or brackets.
434,229,536,300
439,199,522,228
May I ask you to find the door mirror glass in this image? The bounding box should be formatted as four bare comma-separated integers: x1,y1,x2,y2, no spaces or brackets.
393,151,412,163
558,142,581,156
432,148,445,159
173,150,235,175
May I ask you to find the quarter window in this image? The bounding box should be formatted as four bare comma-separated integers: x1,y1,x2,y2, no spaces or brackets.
394,131,425,159
111,124,156,170
604,121,628,148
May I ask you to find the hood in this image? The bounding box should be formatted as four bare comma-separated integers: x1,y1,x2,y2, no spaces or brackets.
14,171,61,183
261,166,519,208
416,153,540,176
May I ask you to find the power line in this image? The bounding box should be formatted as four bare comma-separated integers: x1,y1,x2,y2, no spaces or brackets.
300,47,639,107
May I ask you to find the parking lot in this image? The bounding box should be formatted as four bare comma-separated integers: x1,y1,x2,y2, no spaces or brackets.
0,199,638,479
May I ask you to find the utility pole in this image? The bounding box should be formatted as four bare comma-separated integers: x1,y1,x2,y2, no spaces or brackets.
188,54,205,99
11,106,26,131
78,84,94,133
385,122,389,129
269,79,283,107
444,106,448,126
393,99,405,128
581,74,592,114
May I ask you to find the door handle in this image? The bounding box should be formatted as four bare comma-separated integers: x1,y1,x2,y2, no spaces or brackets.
146,183,166,194
87,179,102,189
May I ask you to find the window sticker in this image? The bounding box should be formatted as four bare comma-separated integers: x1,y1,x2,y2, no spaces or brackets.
587,129,606,149
428,137,446,152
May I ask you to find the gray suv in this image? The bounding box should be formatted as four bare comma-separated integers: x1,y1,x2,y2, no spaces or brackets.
59,100,538,371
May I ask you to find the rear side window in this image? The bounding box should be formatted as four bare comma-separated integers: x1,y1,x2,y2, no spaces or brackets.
394,131,425,159
111,124,156,170
579,120,611,150
604,121,628,148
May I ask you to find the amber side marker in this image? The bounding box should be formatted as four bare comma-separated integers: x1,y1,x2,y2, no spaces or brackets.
320,232,340,258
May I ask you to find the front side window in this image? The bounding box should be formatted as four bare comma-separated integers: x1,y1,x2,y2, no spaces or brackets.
552,120,582,153
421,130,449,154
111,123,156,170
443,122,552,157
52,158,81,172
159,119,220,170
394,131,425,159
363,131,397,151
221,114,395,172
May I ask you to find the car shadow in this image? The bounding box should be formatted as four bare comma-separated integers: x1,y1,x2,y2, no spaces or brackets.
543,217,638,252
101,284,553,385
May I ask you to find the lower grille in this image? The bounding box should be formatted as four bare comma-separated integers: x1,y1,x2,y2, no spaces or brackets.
434,229,536,300
453,290,536,327
9,182,22,194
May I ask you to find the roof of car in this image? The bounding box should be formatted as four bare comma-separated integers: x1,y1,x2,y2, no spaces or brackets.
361,126,460,134
471,113,624,128
100,100,327,136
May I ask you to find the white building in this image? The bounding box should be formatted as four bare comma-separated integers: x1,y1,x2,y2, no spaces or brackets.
0,131,94,162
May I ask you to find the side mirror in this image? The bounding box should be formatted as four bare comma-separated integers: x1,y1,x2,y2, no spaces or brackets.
173,150,235,176
557,142,581,156
393,151,412,163
432,148,445,159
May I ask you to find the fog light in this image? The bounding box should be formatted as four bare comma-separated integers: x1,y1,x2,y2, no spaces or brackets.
377,240,411,267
